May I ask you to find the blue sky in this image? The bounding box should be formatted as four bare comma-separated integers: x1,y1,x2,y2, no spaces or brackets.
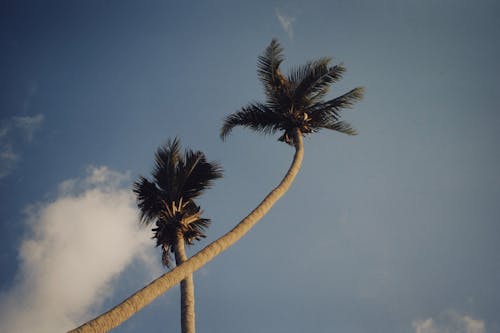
1,1,499,332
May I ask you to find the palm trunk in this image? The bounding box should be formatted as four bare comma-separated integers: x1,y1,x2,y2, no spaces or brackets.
69,129,304,333
173,230,196,333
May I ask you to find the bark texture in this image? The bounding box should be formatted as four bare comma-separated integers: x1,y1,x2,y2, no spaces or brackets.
69,130,304,333
173,230,196,333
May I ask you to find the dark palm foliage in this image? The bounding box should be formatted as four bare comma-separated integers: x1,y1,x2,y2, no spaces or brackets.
221,39,364,144
133,138,223,267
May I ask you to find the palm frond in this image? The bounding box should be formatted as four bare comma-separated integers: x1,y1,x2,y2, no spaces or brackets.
133,177,164,224
257,39,284,90
257,39,289,104
181,202,210,245
184,217,211,245
320,87,365,112
322,120,358,136
302,63,346,102
289,58,345,103
287,58,329,85
152,138,182,200
220,103,284,140
181,151,223,201
153,220,177,267
308,87,364,124
189,218,211,232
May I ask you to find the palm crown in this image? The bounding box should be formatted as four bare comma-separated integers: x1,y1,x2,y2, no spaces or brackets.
133,138,223,266
221,39,364,144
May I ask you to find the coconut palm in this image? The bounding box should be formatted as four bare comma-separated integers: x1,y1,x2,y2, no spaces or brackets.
221,39,363,143
133,138,223,333
69,39,363,333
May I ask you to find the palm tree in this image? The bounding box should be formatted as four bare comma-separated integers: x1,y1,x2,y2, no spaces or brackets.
69,39,363,333
221,39,363,143
133,138,223,333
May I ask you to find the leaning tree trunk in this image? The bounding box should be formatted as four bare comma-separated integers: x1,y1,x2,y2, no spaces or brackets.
173,230,196,333
69,129,304,333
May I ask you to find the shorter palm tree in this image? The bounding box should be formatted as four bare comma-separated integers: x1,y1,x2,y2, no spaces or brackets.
133,138,223,333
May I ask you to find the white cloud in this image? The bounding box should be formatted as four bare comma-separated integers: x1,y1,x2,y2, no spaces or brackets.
412,311,485,333
58,166,131,195
275,9,295,40
0,166,157,332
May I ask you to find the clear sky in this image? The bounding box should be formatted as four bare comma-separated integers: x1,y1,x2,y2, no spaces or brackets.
1,1,499,332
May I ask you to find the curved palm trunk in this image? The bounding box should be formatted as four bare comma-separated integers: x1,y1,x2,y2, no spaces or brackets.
69,130,304,333
173,230,196,333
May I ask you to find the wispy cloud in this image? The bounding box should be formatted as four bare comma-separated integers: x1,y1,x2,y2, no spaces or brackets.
0,113,44,178
13,114,44,142
0,166,157,332
0,144,19,179
275,8,295,40
413,310,485,333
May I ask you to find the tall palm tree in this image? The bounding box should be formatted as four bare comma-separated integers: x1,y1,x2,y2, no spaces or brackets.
133,138,223,333
69,39,363,333
221,39,363,143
